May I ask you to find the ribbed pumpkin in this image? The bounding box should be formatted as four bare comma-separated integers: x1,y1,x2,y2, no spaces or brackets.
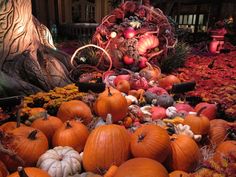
83,123,130,174
94,87,128,123
0,160,8,177
194,102,217,120
113,158,169,177
209,119,236,146
52,119,89,153
0,121,25,132
183,107,210,135
169,170,189,177
137,35,159,55
1,127,48,172
7,167,50,177
31,113,63,144
213,140,236,164
130,124,171,163
57,100,92,125
165,135,201,172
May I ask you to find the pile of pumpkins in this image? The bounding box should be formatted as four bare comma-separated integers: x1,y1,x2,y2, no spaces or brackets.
0,73,236,177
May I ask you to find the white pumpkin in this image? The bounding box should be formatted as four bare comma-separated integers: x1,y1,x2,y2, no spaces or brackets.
37,146,82,177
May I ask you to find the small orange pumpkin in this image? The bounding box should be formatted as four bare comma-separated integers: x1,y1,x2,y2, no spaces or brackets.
169,170,189,177
31,112,63,144
52,119,89,153
57,100,93,125
130,124,171,163
158,75,180,90
1,127,48,172
113,158,169,177
83,123,130,174
183,107,210,135
165,135,201,172
116,80,130,94
94,87,128,123
7,166,50,177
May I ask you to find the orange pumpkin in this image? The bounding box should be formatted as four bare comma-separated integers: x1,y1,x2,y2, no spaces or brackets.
213,140,236,164
130,125,171,163
28,107,46,118
1,127,48,172
116,80,130,94
104,165,118,177
113,158,169,177
31,113,63,144
52,119,89,153
0,122,25,132
0,160,8,177
94,87,128,123
128,89,145,99
83,124,130,174
165,135,201,172
57,100,92,125
7,166,50,177
169,170,189,177
183,107,210,135
158,75,180,90
139,62,161,81
194,102,217,120
209,119,236,146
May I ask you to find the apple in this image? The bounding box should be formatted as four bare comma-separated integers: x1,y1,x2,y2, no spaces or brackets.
123,55,134,65
139,57,148,68
113,74,130,86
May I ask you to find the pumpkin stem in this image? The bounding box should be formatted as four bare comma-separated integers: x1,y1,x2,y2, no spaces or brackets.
107,87,112,96
17,166,29,177
106,114,113,124
137,133,146,143
196,106,207,116
43,111,48,120
28,130,38,140
66,121,72,128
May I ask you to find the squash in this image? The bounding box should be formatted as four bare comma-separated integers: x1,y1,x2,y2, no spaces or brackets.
57,100,92,125
165,135,201,172
1,127,48,172
130,124,171,163
7,166,50,177
52,119,89,153
82,123,130,174
31,112,63,144
183,107,210,135
94,87,128,123
37,146,82,177
169,170,189,177
113,158,169,177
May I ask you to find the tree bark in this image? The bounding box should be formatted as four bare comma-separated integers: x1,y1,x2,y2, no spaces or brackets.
0,0,72,97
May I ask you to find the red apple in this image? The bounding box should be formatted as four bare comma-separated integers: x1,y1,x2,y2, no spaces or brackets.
175,103,194,113
151,106,167,120
123,55,134,65
139,57,148,68
194,102,217,120
124,27,136,39
114,74,130,86
147,86,168,96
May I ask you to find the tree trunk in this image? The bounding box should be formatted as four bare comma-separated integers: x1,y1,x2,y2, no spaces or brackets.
0,0,72,97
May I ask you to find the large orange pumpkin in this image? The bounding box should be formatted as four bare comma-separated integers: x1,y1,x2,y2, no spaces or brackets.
31,113,63,144
52,119,89,153
94,87,128,123
7,166,50,177
165,135,201,172
83,124,130,174
0,160,8,177
213,140,236,164
57,100,92,125
209,119,236,146
130,124,171,163
113,158,169,177
169,170,189,177
1,127,48,172
183,107,210,135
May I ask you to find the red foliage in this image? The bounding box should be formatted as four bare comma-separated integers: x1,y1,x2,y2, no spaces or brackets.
175,51,236,118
